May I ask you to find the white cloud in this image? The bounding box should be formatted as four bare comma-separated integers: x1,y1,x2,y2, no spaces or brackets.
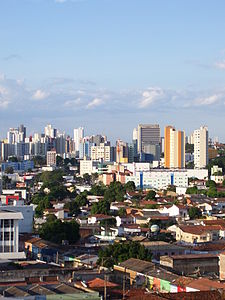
195,94,222,106
64,98,82,107
0,100,9,109
86,97,103,109
215,60,225,69
139,87,164,108
32,89,49,100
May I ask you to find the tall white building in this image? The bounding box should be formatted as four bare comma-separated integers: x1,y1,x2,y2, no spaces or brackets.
44,124,57,138
91,142,111,162
0,209,25,259
74,127,84,152
194,126,208,169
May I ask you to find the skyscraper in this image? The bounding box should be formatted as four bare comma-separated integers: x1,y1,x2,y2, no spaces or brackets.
137,124,160,153
74,127,84,152
194,126,208,169
164,126,185,169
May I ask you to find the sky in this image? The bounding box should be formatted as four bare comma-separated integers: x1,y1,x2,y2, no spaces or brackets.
0,0,225,142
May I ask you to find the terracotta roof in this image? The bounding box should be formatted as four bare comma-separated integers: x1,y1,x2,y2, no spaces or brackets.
179,225,221,235
188,278,225,291
125,290,223,299
87,277,118,288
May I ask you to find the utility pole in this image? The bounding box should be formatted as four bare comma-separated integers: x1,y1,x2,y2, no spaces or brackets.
104,273,107,300
123,267,126,299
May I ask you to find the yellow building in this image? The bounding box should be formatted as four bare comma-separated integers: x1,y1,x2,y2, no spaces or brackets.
164,126,185,169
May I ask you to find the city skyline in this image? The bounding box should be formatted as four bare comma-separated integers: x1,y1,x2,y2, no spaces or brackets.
0,0,225,141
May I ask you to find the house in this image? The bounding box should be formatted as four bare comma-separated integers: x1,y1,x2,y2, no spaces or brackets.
43,208,69,219
25,237,58,262
140,241,189,260
73,254,98,268
176,225,222,244
116,215,134,227
160,253,219,276
160,204,188,219
88,214,114,224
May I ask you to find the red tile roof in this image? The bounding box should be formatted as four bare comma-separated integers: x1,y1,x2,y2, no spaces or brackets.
87,278,118,288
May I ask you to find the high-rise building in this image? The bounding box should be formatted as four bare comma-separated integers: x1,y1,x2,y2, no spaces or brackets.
194,126,208,169
116,140,128,163
164,126,185,169
137,124,160,153
74,127,84,152
44,124,57,138
91,142,111,162
47,149,57,166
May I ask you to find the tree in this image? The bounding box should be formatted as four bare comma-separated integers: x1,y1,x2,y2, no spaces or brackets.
118,207,126,217
223,179,225,187
33,156,46,166
124,181,136,192
64,200,80,216
91,200,110,215
83,173,91,184
4,167,14,174
8,156,18,162
206,180,216,188
90,184,105,196
39,219,80,244
146,190,156,200
189,207,202,220
186,186,198,194
56,155,64,167
97,242,152,268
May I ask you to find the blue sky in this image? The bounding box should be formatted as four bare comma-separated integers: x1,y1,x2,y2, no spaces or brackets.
0,0,225,142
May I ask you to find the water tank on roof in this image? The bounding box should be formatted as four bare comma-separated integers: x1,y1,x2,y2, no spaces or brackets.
150,224,159,233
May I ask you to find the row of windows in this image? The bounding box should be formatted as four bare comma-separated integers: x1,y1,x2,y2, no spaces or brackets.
0,220,14,228
0,232,14,241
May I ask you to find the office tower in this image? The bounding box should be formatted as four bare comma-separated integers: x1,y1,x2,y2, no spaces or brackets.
74,127,84,152
136,124,161,161
133,128,138,141
116,140,128,163
194,126,208,169
89,134,106,146
44,124,57,138
137,124,160,153
164,126,185,169
19,124,26,142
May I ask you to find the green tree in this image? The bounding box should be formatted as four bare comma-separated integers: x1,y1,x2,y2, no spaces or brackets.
146,190,156,200
206,180,216,188
124,181,136,192
64,200,80,216
4,167,14,174
33,156,46,166
97,242,152,268
186,186,198,194
91,200,110,215
39,219,80,244
90,184,105,196
83,173,91,184
189,207,202,220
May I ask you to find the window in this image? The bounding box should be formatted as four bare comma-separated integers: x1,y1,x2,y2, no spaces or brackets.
4,220,10,228
4,232,10,241
11,232,14,241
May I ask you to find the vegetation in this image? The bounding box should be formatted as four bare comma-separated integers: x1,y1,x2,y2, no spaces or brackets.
145,190,156,200
39,218,80,244
206,180,216,188
188,207,202,220
91,200,110,215
97,241,152,268
4,167,14,174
